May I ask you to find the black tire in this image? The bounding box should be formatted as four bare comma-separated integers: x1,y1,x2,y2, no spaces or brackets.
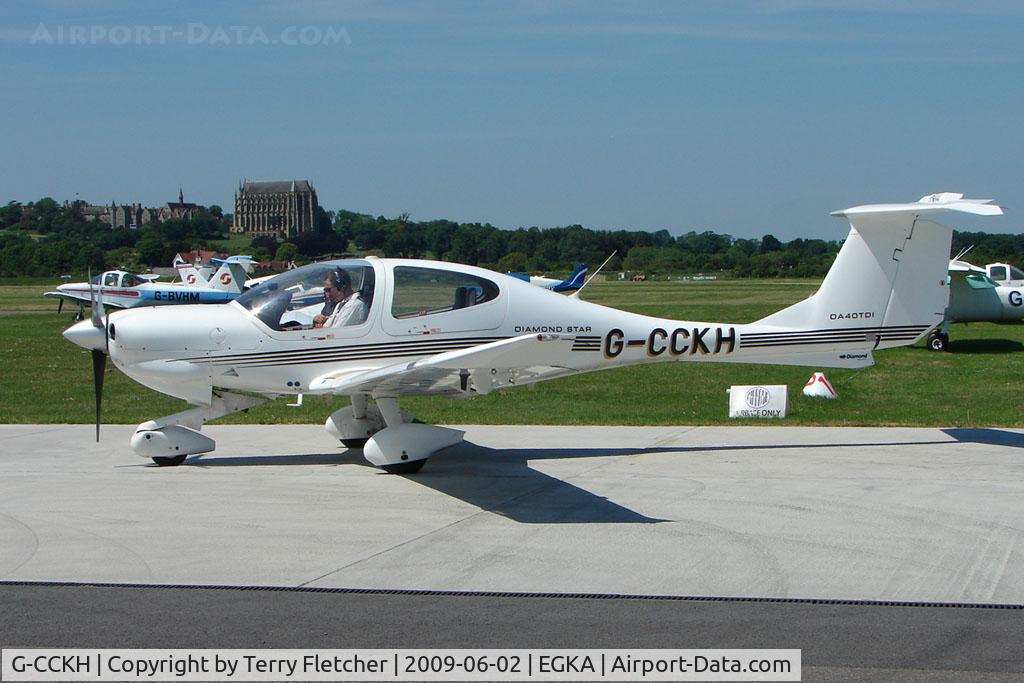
927,332,948,352
381,459,427,475
341,438,369,449
152,455,187,467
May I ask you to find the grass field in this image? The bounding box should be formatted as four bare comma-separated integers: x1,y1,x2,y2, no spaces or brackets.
1,278,1021,426
206,234,255,254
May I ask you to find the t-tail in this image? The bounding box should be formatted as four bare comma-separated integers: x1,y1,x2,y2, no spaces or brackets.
751,193,1003,359
205,256,252,293
551,264,588,292
174,262,209,286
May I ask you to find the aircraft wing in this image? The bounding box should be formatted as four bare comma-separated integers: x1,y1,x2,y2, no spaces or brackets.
244,273,276,288
309,333,579,396
43,291,129,308
948,259,985,274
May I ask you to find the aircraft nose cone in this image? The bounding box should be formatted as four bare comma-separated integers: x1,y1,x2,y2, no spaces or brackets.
63,320,105,351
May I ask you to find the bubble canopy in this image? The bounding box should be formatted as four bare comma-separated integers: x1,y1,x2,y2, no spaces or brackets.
235,260,375,330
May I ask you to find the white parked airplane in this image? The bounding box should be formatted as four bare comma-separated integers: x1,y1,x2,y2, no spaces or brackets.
46,259,249,313
984,262,1024,287
926,258,1024,351
62,193,1002,472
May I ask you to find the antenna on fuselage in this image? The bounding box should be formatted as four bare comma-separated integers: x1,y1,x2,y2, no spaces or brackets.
570,250,617,299
952,244,974,262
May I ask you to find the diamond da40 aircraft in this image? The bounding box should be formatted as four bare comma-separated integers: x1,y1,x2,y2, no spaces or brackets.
62,193,1002,473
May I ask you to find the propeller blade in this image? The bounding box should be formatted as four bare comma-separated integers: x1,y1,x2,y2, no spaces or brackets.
95,282,107,330
91,349,105,442
104,307,110,354
89,269,102,330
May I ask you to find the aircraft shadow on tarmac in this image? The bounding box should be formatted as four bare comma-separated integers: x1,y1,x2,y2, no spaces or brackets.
184,427,1024,523
942,427,1024,449
192,444,673,525
400,442,673,524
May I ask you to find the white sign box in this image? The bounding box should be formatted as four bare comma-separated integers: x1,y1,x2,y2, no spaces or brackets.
728,385,788,418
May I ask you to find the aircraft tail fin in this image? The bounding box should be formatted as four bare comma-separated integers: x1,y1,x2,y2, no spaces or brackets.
205,257,249,293
755,193,1003,349
552,264,588,292
175,263,208,286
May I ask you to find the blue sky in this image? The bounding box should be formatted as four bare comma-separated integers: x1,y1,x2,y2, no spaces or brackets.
1,0,1021,239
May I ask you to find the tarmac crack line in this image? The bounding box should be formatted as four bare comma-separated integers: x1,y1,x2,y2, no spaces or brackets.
644,426,699,449
298,455,639,588
0,425,80,442
297,507,510,587
0,510,40,577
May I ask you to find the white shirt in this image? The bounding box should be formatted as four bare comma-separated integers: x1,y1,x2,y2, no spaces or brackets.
324,291,368,327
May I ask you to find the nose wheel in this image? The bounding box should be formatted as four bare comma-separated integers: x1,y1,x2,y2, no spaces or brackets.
130,392,268,465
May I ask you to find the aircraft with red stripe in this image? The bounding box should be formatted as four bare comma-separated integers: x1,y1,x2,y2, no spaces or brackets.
45,259,249,314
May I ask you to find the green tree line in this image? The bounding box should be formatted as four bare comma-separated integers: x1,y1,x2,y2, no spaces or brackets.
2,198,1022,279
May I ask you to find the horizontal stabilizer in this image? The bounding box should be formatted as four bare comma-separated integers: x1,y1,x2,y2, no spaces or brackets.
948,259,986,273
833,194,1003,218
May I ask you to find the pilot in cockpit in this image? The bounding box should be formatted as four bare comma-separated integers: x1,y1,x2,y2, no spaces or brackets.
313,268,368,328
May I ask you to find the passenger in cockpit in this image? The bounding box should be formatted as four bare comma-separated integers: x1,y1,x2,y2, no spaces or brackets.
314,269,368,328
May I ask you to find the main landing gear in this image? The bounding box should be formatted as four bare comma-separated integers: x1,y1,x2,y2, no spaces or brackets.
927,331,949,352
129,392,462,474
325,394,464,474
926,322,951,352
129,392,267,466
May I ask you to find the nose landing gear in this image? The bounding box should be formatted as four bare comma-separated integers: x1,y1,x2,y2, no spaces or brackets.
130,392,267,466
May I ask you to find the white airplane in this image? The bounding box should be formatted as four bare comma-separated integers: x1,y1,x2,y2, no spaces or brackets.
984,262,1024,287
926,257,1024,351
46,259,249,313
62,193,1002,473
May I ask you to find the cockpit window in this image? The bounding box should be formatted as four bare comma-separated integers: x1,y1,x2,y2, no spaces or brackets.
104,272,120,287
391,266,499,319
121,274,145,287
235,260,375,331
989,266,1008,281
1010,266,1024,280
